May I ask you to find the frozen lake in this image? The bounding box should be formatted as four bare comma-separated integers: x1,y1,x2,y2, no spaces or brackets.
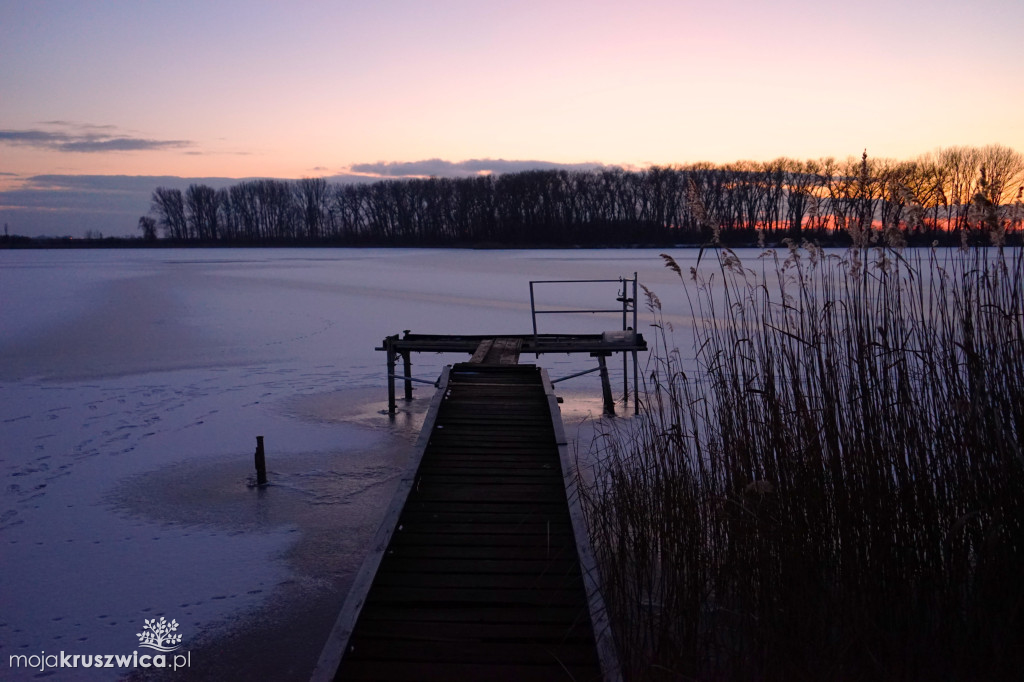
1,247,705,680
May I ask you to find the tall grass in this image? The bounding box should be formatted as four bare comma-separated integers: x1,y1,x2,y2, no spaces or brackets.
583,244,1023,680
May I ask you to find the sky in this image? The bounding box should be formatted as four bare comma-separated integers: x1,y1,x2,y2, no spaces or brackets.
1,0,1022,237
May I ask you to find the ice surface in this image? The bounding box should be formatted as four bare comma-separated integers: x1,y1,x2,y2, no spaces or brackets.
0,247,704,679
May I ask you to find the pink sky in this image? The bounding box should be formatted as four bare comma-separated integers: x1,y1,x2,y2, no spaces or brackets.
2,0,1022,235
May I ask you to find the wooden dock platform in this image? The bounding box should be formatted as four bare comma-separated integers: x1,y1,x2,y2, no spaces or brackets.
312,363,619,682
379,331,647,415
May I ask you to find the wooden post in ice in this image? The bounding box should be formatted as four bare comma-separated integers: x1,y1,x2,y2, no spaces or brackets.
402,351,413,401
254,436,268,486
386,337,397,415
595,354,615,416
401,329,414,402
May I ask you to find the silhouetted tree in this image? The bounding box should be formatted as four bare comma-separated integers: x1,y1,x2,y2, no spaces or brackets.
296,177,328,241
138,216,158,241
151,187,187,240
185,184,220,241
143,145,1023,247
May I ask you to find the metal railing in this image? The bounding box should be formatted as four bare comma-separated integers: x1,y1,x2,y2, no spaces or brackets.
529,275,638,338
529,274,640,413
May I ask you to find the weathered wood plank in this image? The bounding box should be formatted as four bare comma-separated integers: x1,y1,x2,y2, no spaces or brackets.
382,543,569,561
354,604,592,625
490,337,523,364
364,585,586,606
378,554,579,572
469,339,494,363
371,572,585,592
344,639,599,665
350,619,594,642
338,659,603,682
399,499,566,514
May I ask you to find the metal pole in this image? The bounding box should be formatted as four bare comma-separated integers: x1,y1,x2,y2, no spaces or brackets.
387,374,438,386
633,273,639,415
632,273,638,330
550,365,603,384
621,278,628,407
530,281,538,337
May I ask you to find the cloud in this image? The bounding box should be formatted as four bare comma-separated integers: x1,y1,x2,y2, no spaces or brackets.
62,137,190,152
349,158,610,178
40,120,117,130
0,160,625,237
0,123,191,153
0,174,241,237
4,174,250,211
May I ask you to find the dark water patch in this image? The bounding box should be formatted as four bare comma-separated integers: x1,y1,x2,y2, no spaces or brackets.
107,443,413,681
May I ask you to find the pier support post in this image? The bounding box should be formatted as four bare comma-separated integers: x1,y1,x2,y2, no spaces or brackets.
254,436,267,486
595,354,615,416
402,351,413,401
385,335,398,415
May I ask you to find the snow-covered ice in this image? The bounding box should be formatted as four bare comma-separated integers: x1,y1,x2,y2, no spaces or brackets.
2,247,692,679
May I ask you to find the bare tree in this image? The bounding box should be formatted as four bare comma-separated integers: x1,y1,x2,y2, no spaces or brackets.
150,187,187,239
185,184,220,241
137,216,158,241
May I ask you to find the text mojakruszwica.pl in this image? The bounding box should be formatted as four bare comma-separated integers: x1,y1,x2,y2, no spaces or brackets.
9,650,191,672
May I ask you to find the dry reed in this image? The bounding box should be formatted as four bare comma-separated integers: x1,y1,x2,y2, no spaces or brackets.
583,244,1024,681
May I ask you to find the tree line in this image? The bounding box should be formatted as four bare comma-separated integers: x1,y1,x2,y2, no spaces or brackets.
143,145,1024,247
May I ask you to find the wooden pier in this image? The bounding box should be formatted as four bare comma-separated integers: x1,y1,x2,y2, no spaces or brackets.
379,331,647,416
312,362,621,682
